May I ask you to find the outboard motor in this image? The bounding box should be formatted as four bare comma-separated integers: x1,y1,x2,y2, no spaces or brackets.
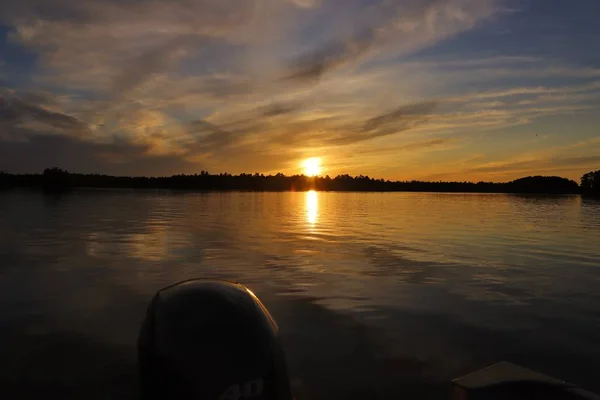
138,280,293,400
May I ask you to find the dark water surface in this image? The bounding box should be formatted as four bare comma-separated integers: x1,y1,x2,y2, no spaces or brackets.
1,190,599,399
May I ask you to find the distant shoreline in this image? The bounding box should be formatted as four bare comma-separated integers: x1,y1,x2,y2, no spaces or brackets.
1,187,589,196
2,168,597,195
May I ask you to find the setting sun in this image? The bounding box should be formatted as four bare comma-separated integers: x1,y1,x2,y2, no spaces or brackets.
302,157,322,176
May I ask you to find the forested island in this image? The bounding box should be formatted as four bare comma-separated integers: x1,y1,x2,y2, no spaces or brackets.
1,168,598,195
581,170,600,196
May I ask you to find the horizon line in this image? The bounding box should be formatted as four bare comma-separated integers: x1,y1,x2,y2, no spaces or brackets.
1,168,591,186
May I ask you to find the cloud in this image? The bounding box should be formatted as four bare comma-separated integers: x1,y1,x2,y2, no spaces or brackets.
77,0,498,99
259,102,300,117
116,109,195,156
281,0,497,82
363,101,437,132
0,132,198,176
468,155,600,175
0,93,90,138
187,119,237,151
423,137,600,182
6,0,264,93
187,99,438,154
109,38,191,98
411,55,600,80
2,0,599,180
175,100,440,174
4,0,499,114
311,101,438,146
418,55,543,68
283,28,376,82
339,137,458,159
389,137,457,153
416,80,600,136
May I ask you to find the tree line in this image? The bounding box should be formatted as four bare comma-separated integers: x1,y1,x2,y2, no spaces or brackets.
1,168,597,195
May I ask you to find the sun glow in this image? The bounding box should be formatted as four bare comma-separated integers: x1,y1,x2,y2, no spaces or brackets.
302,157,322,176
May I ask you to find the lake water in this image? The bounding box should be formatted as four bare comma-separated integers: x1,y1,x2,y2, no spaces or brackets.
1,190,600,399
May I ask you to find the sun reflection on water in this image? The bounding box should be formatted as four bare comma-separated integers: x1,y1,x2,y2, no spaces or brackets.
306,190,318,226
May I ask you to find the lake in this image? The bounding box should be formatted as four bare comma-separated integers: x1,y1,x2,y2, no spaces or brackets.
1,190,599,399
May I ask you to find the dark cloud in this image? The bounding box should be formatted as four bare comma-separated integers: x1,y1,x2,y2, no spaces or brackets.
110,39,189,97
468,160,541,174
200,76,253,99
558,155,600,165
468,155,600,174
4,0,261,98
0,0,252,25
183,103,300,159
0,0,89,23
186,106,288,153
0,95,89,135
282,28,376,82
180,118,298,174
313,101,438,146
329,137,456,160
0,133,198,176
0,97,19,124
184,100,438,154
377,137,455,154
400,137,453,151
188,119,237,150
259,102,299,117
363,101,437,132
279,0,475,83
151,75,254,110
9,90,58,107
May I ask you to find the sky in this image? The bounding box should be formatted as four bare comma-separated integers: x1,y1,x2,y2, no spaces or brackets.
0,0,599,182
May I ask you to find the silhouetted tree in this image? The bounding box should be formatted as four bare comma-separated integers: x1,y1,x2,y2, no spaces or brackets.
581,170,600,196
42,167,72,192
0,171,7,190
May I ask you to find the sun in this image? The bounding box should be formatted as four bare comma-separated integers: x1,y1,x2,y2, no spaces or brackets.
302,157,322,176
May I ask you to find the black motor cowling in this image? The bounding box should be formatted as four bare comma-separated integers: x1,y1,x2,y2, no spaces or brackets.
138,280,293,400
